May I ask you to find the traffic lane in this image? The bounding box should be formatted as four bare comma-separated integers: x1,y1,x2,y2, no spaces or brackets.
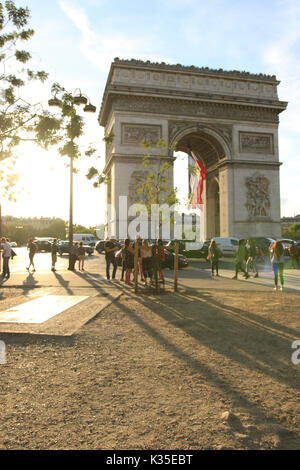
6,247,102,273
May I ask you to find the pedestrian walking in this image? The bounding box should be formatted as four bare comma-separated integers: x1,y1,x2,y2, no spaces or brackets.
124,238,134,285
246,238,259,278
270,240,285,291
78,241,86,271
289,242,297,269
27,238,37,273
1,237,12,280
51,238,59,271
232,239,249,280
208,240,222,277
104,237,118,280
140,239,153,286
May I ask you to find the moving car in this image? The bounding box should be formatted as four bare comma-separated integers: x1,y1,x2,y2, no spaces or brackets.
95,240,106,254
73,234,98,246
115,248,189,270
57,240,94,256
33,238,52,252
163,250,189,269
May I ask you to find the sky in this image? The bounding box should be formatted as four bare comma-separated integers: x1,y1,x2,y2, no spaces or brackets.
2,0,300,226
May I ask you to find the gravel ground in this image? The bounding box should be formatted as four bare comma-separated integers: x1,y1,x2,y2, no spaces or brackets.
0,288,299,450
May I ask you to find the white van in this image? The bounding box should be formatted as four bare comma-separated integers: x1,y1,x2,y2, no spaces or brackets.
212,237,239,256
73,234,98,246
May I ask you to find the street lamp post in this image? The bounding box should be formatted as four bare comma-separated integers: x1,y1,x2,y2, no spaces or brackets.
48,87,96,270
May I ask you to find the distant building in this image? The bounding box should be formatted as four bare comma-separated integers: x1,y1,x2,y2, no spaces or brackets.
2,216,66,230
281,214,300,232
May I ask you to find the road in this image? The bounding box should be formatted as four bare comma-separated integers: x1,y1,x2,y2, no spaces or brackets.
1,247,299,292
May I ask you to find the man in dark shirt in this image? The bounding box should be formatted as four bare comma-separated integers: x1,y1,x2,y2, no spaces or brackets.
105,237,118,280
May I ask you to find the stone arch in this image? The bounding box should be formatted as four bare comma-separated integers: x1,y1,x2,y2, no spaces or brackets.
170,124,232,165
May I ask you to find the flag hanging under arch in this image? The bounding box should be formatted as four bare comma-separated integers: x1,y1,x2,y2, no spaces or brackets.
188,150,207,209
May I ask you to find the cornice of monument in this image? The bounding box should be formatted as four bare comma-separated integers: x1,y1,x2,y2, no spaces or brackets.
100,91,286,127
112,58,278,82
99,59,287,126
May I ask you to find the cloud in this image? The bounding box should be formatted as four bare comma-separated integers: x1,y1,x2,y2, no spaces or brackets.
59,0,171,74
262,0,300,132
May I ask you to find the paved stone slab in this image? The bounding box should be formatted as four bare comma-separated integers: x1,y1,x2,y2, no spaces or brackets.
0,295,89,323
0,290,122,336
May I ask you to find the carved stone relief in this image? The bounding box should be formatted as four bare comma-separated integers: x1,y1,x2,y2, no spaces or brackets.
239,132,274,154
112,96,279,124
122,124,161,145
245,173,270,218
128,170,150,205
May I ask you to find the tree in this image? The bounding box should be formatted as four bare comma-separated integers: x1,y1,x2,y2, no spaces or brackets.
282,223,300,241
136,138,178,238
0,1,61,199
85,132,112,187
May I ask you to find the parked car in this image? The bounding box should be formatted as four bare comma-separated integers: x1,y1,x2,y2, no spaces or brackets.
57,240,94,256
276,238,296,255
163,240,211,259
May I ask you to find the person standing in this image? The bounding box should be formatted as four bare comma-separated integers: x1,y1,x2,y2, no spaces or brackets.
104,237,118,280
118,242,126,281
68,242,79,271
208,240,222,277
155,239,165,284
78,241,86,271
136,237,144,282
270,240,285,290
51,238,59,271
1,237,12,279
140,239,153,286
232,239,249,280
27,238,37,273
124,238,134,285
246,238,259,278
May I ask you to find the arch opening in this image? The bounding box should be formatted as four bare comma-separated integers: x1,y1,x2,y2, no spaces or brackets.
174,130,225,239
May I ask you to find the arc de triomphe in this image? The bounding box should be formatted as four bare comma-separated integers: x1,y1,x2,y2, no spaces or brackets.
99,58,287,239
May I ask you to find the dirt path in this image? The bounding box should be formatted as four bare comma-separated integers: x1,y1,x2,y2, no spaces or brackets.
0,289,299,449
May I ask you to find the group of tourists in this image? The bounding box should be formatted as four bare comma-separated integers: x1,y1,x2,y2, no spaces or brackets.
207,237,298,291
104,237,165,286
